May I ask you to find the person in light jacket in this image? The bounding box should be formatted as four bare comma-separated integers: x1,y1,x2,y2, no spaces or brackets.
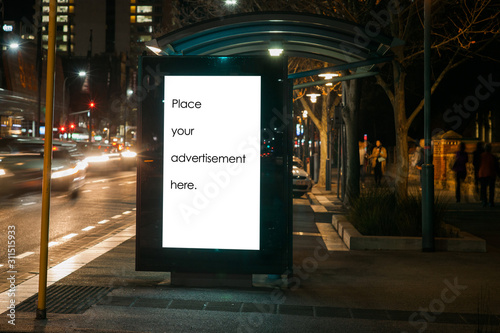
369,140,387,186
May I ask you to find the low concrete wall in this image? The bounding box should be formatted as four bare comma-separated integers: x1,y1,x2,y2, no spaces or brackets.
332,215,486,252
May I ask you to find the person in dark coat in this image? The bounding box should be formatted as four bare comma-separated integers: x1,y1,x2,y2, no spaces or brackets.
452,142,468,203
415,139,425,190
472,142,484,199
478,143,498,207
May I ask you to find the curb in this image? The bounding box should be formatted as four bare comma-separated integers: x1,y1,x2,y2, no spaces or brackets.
306,192,337,223
331,215,487,252
306,188,486,252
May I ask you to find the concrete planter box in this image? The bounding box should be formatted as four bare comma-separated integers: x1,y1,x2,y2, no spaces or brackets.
332,215,486,252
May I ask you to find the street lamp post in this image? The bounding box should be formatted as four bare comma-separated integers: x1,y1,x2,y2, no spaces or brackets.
422,0,435,252
306,93,320,183
62,71,86,133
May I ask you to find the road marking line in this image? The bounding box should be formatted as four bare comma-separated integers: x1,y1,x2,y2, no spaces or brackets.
0,225,136,315
22,202,36,206
0,264,4,268
98,219,110,224
62,233,78,240
82,190,92,193
122,211,132,215
111,215,122,219
48,241,60,247
56,195,66,199
16,252,35,259
102,186,110,189
82,226,95,231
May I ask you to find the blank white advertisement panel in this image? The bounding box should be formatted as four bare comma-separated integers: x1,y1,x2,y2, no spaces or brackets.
163,75,261,250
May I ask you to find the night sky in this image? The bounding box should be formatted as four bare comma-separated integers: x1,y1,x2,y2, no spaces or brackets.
4,0,35,22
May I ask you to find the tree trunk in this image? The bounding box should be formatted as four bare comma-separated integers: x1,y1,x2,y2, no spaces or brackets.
342,78,361,203
318,125,328,187
392,61,409,199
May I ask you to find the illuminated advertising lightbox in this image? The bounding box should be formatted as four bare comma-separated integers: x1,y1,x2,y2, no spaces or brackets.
137,56,292,274
163,75,261,250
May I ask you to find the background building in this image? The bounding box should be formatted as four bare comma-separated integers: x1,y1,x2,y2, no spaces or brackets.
38,0,162,59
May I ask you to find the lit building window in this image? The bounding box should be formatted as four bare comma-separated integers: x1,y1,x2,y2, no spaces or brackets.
136,16,152,23
63,25,68,32
63,35,67,42
130,16,136,24
58,44,68,51
43,6,50,13
69,6,74,13
57,15,68,23
42,15,49,22
137,35,152,42
42,35,49,41
57,6,68,13
57,0,68,3
130,6,136,13
137,6,152,13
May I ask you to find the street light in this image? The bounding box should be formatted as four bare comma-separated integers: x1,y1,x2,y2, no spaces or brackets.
62,71,86,130
307,93,320,103
318,73,339,86
268,40,283,56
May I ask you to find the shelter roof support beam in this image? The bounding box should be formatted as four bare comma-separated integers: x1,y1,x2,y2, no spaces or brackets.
288,56,392,80
293,71,379,90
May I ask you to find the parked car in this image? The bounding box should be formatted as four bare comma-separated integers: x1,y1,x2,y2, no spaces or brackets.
292,157,313,198
293,156,304,169
0,137,87,198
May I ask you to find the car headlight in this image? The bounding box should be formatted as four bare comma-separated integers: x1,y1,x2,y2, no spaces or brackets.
85,155,109,163
0,168,14,178
76,160,88,171
52,167,78,179
121,151,137,158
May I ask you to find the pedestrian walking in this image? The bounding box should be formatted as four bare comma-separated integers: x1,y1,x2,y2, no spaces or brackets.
359,140,367,187
369,140,387,186
472,142,484,200
414,139,425,190
478,143,498,207
451,142,468,203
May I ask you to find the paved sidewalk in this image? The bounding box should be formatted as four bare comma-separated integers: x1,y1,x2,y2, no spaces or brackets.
1,185,500,332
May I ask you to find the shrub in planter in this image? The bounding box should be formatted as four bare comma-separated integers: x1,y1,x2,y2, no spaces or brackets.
348,187,450,237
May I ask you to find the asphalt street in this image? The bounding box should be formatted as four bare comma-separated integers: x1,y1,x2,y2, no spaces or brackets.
0,186,499,332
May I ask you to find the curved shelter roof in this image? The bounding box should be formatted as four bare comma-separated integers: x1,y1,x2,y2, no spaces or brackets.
146,12,396,75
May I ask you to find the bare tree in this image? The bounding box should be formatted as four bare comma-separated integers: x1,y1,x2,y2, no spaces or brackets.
155,0,499,200
371,0,500,198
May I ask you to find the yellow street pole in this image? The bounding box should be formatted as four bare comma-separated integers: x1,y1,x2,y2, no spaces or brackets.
36,0,57,320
